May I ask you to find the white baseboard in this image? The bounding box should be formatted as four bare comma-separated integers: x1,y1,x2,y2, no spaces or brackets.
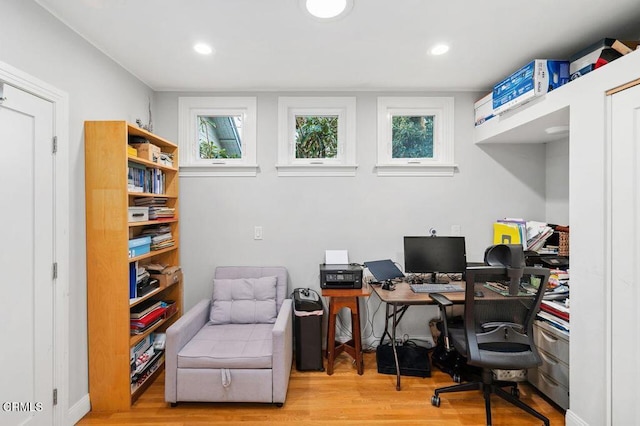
66,394,90,426
565,409,588,426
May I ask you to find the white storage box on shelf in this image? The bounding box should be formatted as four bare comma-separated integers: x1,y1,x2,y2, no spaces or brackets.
128,206,149,223
474,92,495,126
493,60,570,115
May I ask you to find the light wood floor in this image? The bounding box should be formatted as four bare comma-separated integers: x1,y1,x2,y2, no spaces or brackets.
78,352,565,425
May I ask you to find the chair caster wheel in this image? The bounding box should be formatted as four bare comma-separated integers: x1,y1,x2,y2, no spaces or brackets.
453,373,461,383
431,395,441,407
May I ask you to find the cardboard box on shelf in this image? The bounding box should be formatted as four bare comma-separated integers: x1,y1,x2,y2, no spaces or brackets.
493,60,569,115
131,142,161,163
150,268,182,288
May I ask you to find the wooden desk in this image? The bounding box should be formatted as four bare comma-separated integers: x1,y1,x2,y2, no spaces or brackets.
322,284,372,375
370,281,499,390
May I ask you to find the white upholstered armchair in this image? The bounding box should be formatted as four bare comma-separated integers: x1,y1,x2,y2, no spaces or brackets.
165,266,293,406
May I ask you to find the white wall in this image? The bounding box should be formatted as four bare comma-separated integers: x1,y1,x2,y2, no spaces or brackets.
1,0,153,422
155,91,550,344
546,138,570,225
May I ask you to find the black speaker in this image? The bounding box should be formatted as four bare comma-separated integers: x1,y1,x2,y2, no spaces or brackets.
376,341,430,377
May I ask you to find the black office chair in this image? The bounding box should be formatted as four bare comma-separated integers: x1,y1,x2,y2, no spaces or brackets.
430,245,551,426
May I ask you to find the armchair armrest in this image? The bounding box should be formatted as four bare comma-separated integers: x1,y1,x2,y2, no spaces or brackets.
164,299,211,403
272,298,293,404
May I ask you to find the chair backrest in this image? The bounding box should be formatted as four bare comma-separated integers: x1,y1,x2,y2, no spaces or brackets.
214,266,288,312
463,266,550,370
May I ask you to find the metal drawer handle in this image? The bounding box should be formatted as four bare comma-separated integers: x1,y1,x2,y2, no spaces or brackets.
539,350,559,365
539,371,560,387
540,330,559,343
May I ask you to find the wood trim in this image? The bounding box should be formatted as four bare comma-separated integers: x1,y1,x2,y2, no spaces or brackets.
606,77,640,96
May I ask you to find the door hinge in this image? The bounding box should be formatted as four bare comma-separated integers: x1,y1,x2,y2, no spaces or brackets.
52,262,58,279
53,388,58,406
52,136,57,154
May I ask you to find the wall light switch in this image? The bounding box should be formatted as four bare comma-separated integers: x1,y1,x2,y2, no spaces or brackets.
254,226,263,240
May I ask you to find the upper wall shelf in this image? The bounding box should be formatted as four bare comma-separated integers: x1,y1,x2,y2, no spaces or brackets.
474,49,640,145
474,87,570,144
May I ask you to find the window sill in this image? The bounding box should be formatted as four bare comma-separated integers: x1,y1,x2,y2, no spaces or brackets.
375,163,457,177
179,164,259,177
275,164,358,177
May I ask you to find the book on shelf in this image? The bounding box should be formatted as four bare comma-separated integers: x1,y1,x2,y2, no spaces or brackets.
540,299,570,321
130,299,163,319
130,306,166,331
537,310,570,333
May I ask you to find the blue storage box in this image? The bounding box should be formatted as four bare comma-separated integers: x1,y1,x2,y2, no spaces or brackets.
493,60,569,115
128,236,151,258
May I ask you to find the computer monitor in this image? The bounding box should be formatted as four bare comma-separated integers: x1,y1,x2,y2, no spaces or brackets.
403,236,467,284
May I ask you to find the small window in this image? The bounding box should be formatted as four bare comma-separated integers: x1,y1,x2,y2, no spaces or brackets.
178,97,257,177
277,97,357,176
198,115,242,159
295,115,338,159
377,97,456,176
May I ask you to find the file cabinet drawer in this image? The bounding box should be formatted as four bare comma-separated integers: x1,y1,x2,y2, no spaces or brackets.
528,368,569,410
533,321,569,363
537,348,569,388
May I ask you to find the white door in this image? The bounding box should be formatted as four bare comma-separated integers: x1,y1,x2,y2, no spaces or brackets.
0,83,55,425
610,81,640,425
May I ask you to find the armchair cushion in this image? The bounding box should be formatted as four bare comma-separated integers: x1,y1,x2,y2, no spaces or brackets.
177,323,274,369
210,276,277,324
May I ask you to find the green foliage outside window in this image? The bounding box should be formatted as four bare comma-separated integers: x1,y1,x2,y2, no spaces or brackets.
198,116,239,159
295,116,338,159
392,115,434,158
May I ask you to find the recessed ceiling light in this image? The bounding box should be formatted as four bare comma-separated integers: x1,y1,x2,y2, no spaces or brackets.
430,44,450,56
194,43,213,55
545,125,569,135
304,0,353,19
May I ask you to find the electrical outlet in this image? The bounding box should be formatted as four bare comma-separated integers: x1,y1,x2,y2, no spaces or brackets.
254,226,263,240
451,225,461,236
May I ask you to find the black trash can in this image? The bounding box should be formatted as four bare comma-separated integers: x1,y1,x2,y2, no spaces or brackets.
293,288,324,371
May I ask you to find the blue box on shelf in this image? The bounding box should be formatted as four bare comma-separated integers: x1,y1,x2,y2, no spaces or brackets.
128,236,151,258
493,59,569,115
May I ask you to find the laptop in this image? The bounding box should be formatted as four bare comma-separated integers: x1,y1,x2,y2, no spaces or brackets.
364,259,405,282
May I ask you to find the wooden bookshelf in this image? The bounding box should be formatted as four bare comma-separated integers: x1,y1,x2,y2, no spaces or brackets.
85,121,183,411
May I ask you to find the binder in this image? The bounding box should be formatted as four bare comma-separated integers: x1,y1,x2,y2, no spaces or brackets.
493,222,521,246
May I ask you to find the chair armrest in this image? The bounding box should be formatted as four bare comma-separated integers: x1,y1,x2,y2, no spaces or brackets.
430,292,453,308
164,299,211,403
429,293,454,351
272,299,293,404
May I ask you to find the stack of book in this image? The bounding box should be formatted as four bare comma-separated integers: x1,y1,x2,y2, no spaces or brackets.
130,332,165,392
492,218,554,251
130,299,167,335
141,225,174,251
127,162,166,194
569,38,640,80
133,197,175,220
537,268,570,333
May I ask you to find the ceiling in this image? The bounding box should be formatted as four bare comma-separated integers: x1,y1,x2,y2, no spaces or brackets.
35,0,640,92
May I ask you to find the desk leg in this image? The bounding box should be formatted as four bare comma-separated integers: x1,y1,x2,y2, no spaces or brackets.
352,298,363,375
391,304,401,390
326,298,337,375
381,303,391,346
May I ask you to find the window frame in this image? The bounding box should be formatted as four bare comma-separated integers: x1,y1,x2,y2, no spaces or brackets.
277,96,357,177
376,97,456,176
178,96,258,177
